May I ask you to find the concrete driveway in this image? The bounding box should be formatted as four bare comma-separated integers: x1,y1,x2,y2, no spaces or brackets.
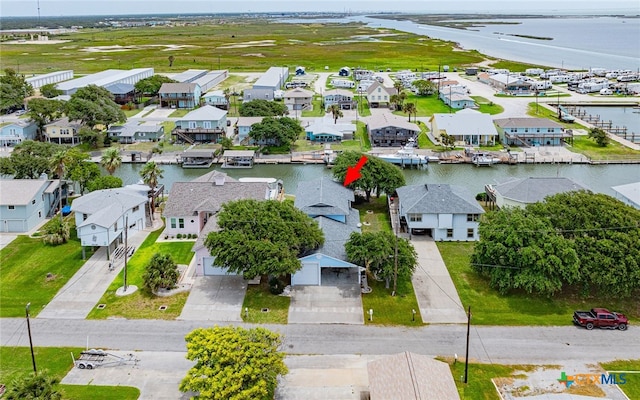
61,351,194,400
288,285,364,325
178,276,246,321
410,236,468,324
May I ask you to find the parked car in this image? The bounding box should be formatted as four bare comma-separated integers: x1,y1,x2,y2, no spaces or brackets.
15,110,26,116
573,308,628,331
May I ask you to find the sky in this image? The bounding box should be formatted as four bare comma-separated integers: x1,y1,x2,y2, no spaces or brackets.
1,0,639,17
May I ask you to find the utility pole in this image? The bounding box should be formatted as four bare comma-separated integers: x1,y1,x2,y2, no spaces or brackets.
464,305,471,384
392,203,398,296
26,303,37,374
123,214,128,291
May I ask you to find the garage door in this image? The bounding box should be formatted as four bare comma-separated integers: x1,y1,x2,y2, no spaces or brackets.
291,262,320,286
5,220,26,233
202,256,239,276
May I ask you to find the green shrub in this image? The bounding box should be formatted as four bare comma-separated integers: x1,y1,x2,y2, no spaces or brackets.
268,277,285,295
42,219,70,245
142,253,179,293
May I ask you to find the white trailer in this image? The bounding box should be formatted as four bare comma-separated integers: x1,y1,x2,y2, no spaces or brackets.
331,79,355,88
72,349,139,369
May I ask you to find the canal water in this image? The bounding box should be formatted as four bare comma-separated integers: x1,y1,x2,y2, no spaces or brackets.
114,162,639,197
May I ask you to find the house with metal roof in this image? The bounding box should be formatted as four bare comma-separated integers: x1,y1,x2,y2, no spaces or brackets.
305,122,354,142
494,117,570,147
0,179,58,232
0,120,37,146
172,105,227,144
485,177,588,209
367,113,420,147
163,171,280,276
396,183,484,241
158,82,202,109
367,352,460,400
292,177,362,286
71,188,148,255
107,122,164,144
612,181,640,210
56,68,153,95
429,109,498,146
44,117,82,145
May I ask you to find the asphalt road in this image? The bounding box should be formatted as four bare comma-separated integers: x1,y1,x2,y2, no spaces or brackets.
2,318,637,365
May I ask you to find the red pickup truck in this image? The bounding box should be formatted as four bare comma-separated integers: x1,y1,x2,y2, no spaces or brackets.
573,308,628,331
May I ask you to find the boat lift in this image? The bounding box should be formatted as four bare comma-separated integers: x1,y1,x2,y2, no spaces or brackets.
71,349,139,370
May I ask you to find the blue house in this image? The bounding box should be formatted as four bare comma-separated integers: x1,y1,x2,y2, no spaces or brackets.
0,179,58,232
494,117,569,146
235,116,263,144
202,90,229,110
0,120,37,147
173,105,227,144
107,123,164,144
159,82,202,109
292,177,363,286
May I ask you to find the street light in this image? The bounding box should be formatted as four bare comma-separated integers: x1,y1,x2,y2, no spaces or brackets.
26,303,37,374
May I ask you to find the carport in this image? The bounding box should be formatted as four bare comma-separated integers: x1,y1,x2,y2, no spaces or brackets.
292,254,362,286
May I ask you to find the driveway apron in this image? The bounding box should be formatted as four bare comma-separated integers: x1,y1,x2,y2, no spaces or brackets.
177,276,246,321
288,285,364,325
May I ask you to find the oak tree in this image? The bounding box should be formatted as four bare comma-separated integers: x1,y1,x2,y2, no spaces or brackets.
332,151,406,201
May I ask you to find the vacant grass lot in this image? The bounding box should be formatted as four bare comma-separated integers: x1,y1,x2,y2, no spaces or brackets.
241,284,290,324
362,277,423,326
0,347,139,400
87,228,194,320
601,359,640,399
0,226,92,318
3,22,487,75
471,96,504,115
438,242,640,325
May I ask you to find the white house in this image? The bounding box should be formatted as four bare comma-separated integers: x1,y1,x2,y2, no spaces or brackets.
429,109,498,146
396,183,484,241
72,188,148,256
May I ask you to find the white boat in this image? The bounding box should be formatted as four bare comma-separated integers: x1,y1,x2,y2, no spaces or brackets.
377,145,428,166
472,153,501,166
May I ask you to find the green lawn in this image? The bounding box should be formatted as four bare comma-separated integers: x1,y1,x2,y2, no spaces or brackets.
0,347,139,400
168,109,190,118
87,228,194,320
301,98,324,117
438,242,640,325
470,96,504,115
402,93,452,117
0,224,93,318
568,135,640,159
353,195,392,233
447,360,519,400
241,284,290,324
123,108,143,118
601,359,640,399
361,277,423,326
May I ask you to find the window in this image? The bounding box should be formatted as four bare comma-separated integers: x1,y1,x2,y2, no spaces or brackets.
179,218,184,229
170,218,176,229
114,222,118,231
8,205,15,210
409,214,422,222
83,213,88,221
446,229,453,238
467,228,474,238
32,199,36,205
133,206,139,212
38,211,42,218
467,214,479,222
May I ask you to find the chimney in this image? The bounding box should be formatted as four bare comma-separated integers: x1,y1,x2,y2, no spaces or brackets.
214,175,225,186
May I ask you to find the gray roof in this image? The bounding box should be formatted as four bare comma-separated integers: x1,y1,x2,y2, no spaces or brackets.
284,88,314,98
368,352,460,400
178,104,227,121
396,184,484,215
494,117,564,129
612,181,640,207
163,181,270,217
236,116,264,127
223,150,255,157
253,66,288,88
306,123,343,138
192,214,220,251
171,69,208,83
104,82,135,94
72,188,148,228
431,110,498,136
158,82,198,93
366,81,397,96
367,113,420,132
492,177,588,204
0,179,52,205
312,208,361,260
189,170,238,183
45,117,82,129
294,177,354,217
324,89,353,97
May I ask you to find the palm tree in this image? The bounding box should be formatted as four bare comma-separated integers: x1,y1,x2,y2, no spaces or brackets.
49,149,71,222
328,104,343,124
402,102,417,122
5,371,62,400
223,88,231,111
140,161,164,219
220,136,233,150
389,94,400,111
100,147,122,175
393,80,404,95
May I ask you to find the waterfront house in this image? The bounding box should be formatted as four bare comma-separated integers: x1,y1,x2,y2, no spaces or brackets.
284,88,314,112
173,105,227,144
305,123,345,142
0,120,37,146
612,181,640,210
484,177,588,210
367,113,420,147
107,123,164,144
430,109,498,146
323,89,355,110
158,82,202,109
396,183,484,241
0,178,58,232
202,90,229,110
44,117,81,145
235,116,263,144
366,81,397,108
494,117,569,147
292,177,362,286
72,187,148,255
162,171,279,275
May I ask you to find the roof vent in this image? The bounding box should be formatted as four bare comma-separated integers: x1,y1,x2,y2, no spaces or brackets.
214,176,225,186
